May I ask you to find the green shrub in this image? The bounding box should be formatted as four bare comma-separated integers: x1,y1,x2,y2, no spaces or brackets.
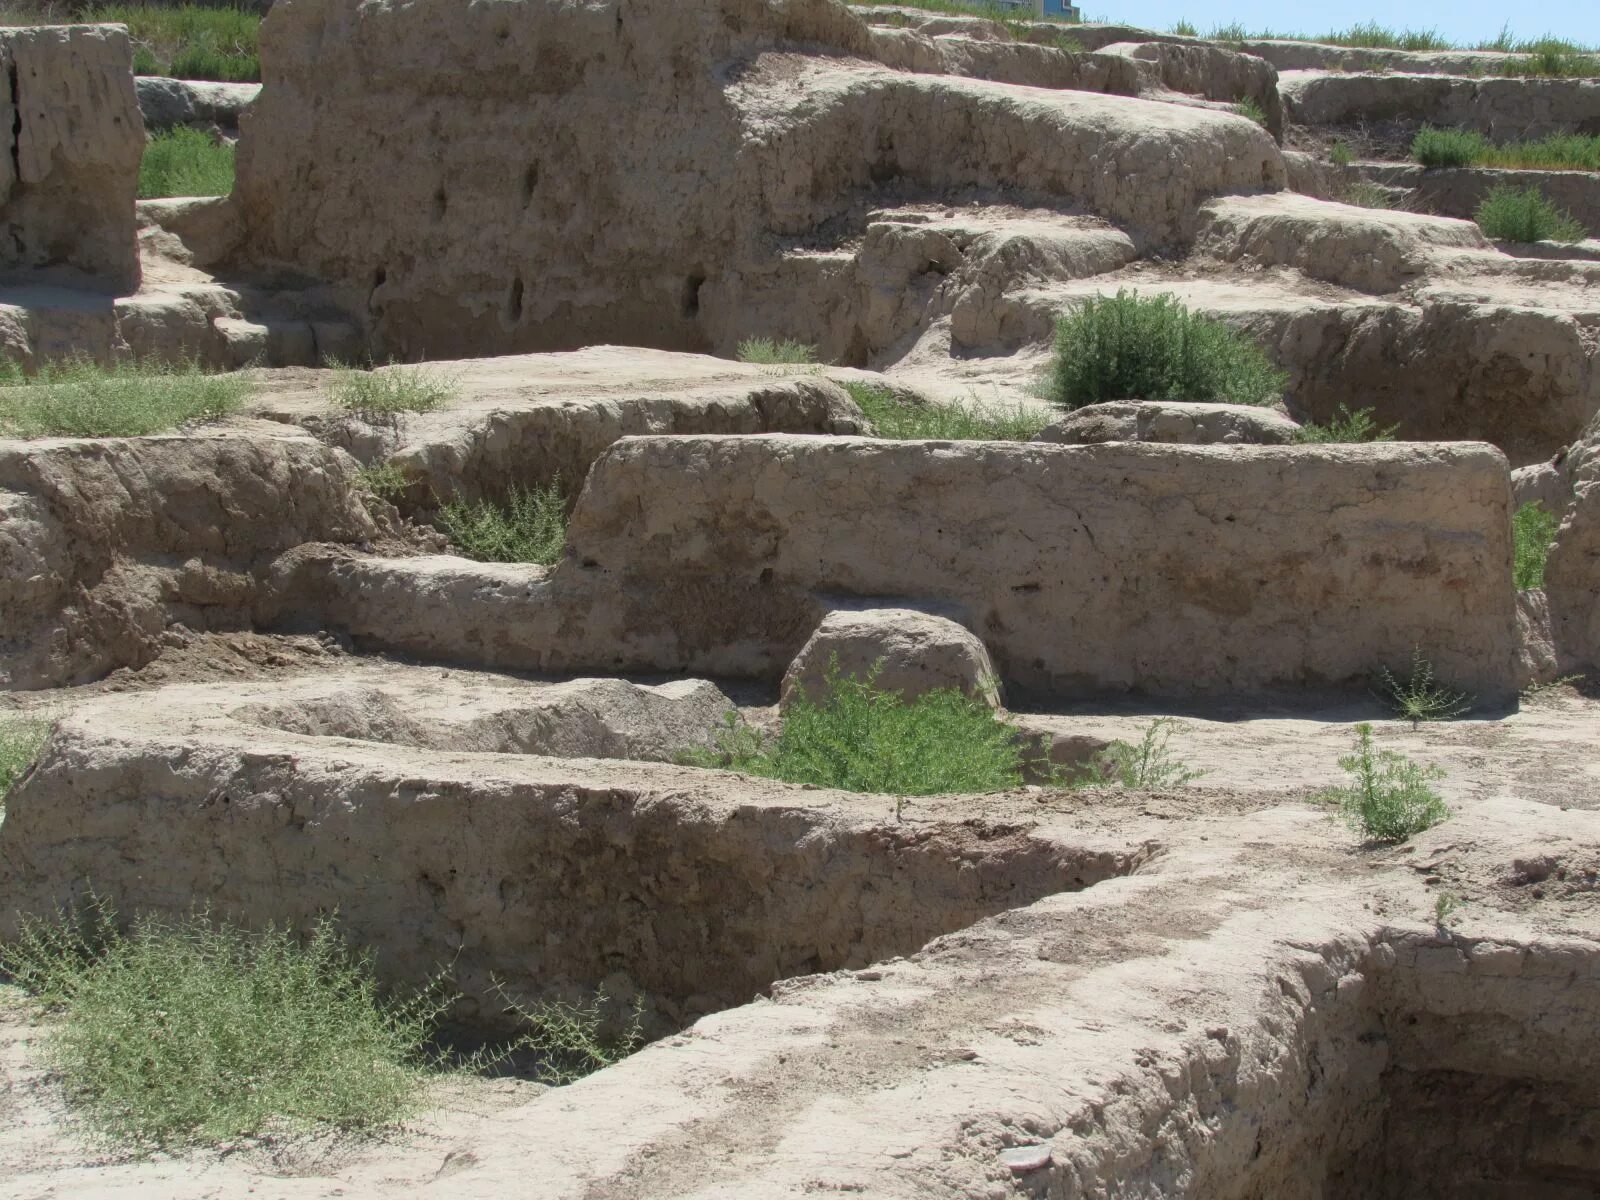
436,479,568,566
138,128,234,199
1317,723,1448,843
1475,184,1587,244
327,362,457,416
1,909,445,1147
355,462,410,503
1494,41,1600,78
735,338,818,366
1513,501,1559,590
1230,97,1268,126
683,667,1024,796
1,715,47,811
0,358,250,438
1377,647,1472,727
1172,19,1197,36
1104,719,1206,789
1329,140,1354,167
1292,404,1399,444
1,903,644,1149
843,382,1050,440
93,4,261,82
1412,126,1487,168
1046,291,1286,410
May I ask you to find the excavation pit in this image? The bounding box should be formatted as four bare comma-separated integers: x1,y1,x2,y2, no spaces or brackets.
0,669,1157,1030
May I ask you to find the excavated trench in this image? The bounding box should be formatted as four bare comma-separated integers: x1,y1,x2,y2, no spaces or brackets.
0,675,1157,1034
1199,935,1600,1199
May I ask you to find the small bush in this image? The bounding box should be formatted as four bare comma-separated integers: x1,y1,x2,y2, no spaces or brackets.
1104,719,1206,789
93,3,261,82
1292,404,1399,444
327,362,457,416
493,986,643,1086
1377,647,1472,727
1318,723,1448,843
436,479,568,566
843,382,1050,440
1475,184,1586,244
138,128,234,199
1513,501,1559,590
355,462,409,503
1046,291,1286,410
683,666,1024,796
735,338,818,366
1230,97,1268,126
1329,140,1354,167
1,908,444,1147
0,358,250,438
1172,19,1197,36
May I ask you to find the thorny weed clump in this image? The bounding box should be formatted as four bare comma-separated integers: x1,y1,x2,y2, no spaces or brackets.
436,478,569,566
1317,723,1449,843
355,462,410,504
1102,718,1207,789
0,714,48,818
1,901,646,1150
843,382,1051,441
735,337,818,366
1376,648,1472,727
327,361,458,417
0,357,250,438
1292,404,1399,444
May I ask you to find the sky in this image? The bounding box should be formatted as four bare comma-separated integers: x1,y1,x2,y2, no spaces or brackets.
1093,0,1600,47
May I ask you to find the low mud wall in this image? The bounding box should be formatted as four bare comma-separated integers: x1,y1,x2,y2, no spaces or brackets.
317,435,1520,700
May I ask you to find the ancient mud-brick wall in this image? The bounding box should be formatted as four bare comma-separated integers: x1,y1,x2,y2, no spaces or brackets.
0,25,143,292
560,436,1520,699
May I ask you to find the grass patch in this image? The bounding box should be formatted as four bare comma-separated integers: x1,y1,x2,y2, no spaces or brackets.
1414,127,1600,171
1377,647,1472,727
1172,19,1197,36
1339,181,1400,210
327,362,457,417
735,338,818,366
1513,501,1559,590
1,905,643,1149
1206,22,1454,50
1230,97,1268,126
1318,723,1448,844
0,358,250,438
93,4,261,82
851,0,1078,36
1329,140,1354,167
843,381,1050,440
1475,184,1586,244
138,127,234,199
436,479,568,566
683,667,1024,797
1292,404,1398,444
1045,290,1285,411
1103,719,1206,789
1492,40,1600,77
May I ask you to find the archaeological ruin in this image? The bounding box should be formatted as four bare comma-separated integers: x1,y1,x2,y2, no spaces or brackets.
2,0,1600,1195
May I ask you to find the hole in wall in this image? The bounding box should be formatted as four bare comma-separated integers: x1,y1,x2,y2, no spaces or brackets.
504,275,525,326
432,187,448,220
521,162,540,207
681,272,706,320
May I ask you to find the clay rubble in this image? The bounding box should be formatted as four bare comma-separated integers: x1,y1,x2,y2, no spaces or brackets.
2,0,1600,1197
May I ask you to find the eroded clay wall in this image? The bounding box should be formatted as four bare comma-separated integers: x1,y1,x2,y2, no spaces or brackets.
558,436,1519,699
0,25,143,291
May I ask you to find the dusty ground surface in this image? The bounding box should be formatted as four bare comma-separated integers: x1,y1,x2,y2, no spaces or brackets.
4,652,1599,1198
